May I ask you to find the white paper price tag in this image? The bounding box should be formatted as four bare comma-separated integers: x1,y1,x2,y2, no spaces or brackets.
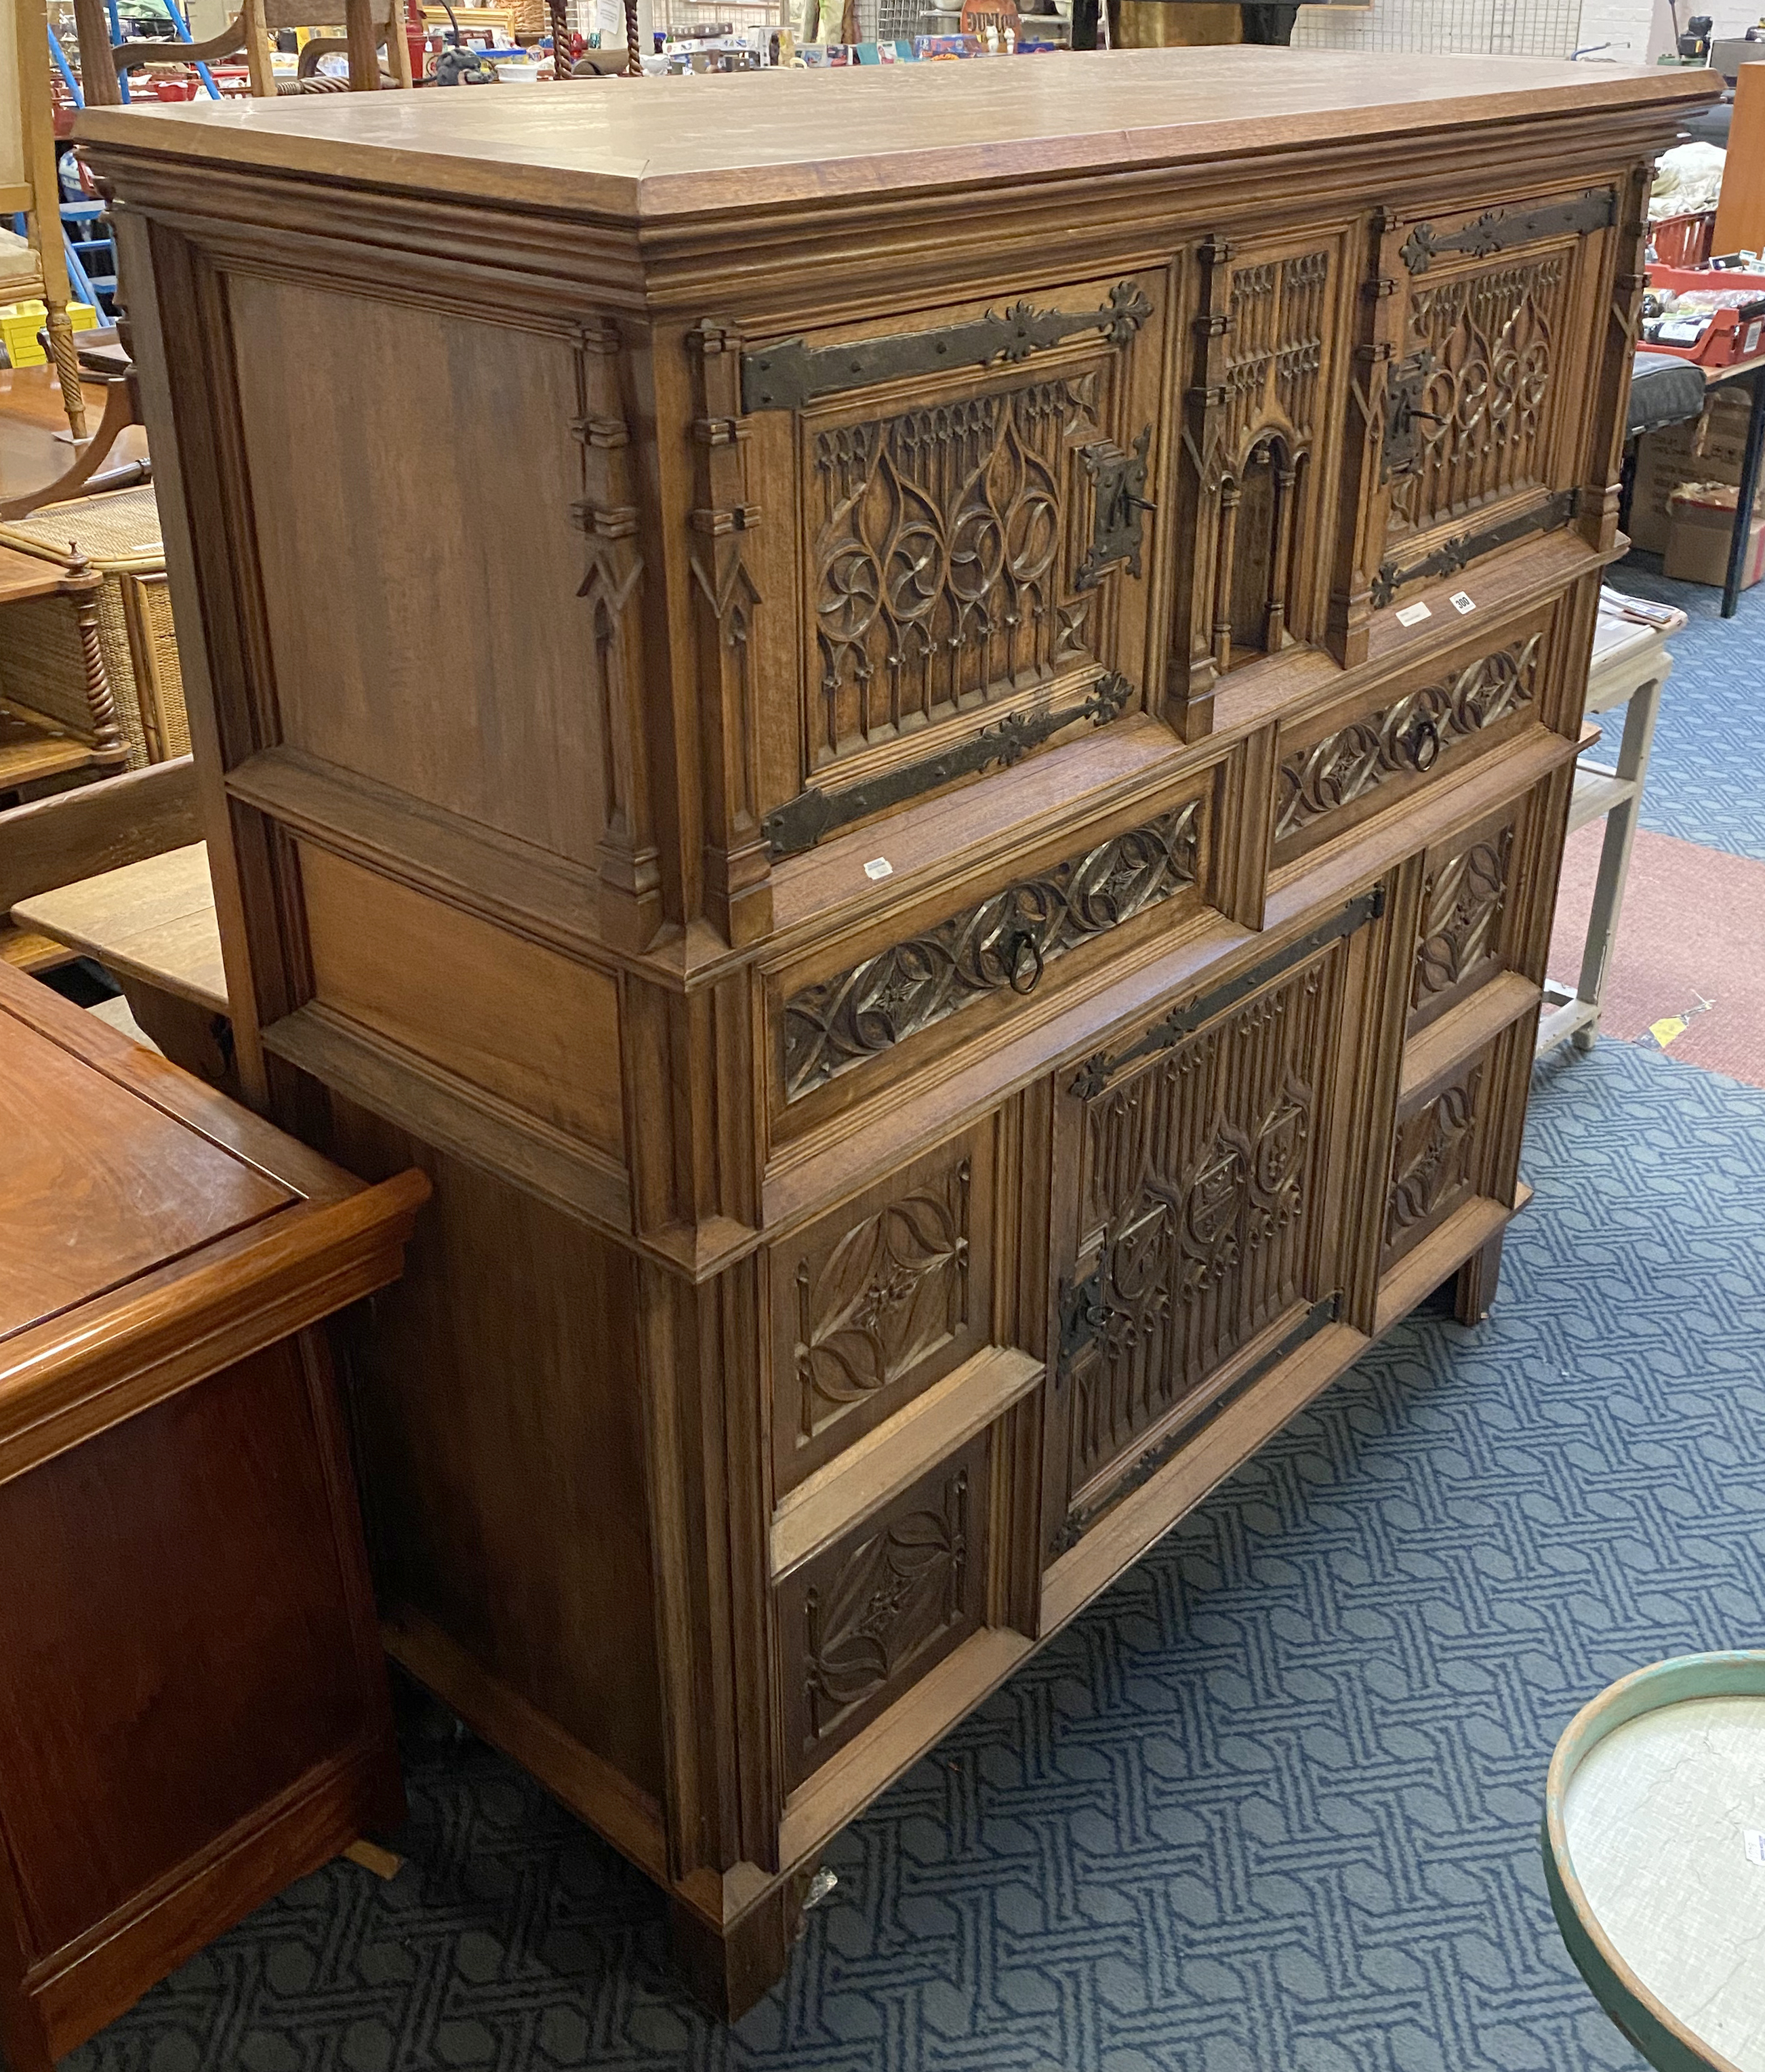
1450,591,1476,615
864,857,893,882
1395,602,1432,628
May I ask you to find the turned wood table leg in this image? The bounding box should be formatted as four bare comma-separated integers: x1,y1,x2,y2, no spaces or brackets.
62,558,129,771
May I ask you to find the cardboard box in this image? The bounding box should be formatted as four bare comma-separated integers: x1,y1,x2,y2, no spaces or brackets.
1631,386,1761,552
1663,485,1765,589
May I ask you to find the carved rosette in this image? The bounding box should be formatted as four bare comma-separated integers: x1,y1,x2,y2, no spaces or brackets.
689,317,771,946
1274,634,1541,851
782,797,1201,1100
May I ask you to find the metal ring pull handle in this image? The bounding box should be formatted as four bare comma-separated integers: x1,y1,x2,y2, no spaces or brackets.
1405,716,1442,772
1007,931,1045,996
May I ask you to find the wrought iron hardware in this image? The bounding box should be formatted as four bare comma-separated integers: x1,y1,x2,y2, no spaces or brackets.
740,281,1154,413
1047,1296,1340,1555
1076,427,1155,590
1068,885,1387,1101
763,670,1136,860
1398,188,1617,275
1379,350,1440,484
1373,488,1578,609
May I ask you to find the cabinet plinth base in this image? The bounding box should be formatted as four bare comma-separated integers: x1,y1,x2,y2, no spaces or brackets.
668,1869,815,2020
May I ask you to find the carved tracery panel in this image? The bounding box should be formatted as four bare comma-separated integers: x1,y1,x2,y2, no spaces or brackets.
1387,255,1567,542
809,376,1106,767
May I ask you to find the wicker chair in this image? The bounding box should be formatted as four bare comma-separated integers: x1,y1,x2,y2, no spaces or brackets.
0,485,188,770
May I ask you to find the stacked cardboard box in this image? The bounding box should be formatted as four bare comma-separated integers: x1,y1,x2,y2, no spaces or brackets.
1629,386,1760,552
1663,479,1765,590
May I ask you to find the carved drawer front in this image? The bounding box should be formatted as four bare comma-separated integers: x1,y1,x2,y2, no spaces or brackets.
735,271,1166,861
1272,604,1550,870
771,1125,994,1497
1170,228,1355,708
1380,1027,1525,1274
769,769,1216,1128
1407,796,1528,1036
1043,891,1382,1560
777,1431,990,1789
1368,186,1617,607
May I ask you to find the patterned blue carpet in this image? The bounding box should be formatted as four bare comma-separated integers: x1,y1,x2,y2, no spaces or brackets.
1611,548,1765,863
70,1034,1765,2072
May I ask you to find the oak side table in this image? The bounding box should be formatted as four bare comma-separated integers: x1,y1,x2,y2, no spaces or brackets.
0,959,426,2072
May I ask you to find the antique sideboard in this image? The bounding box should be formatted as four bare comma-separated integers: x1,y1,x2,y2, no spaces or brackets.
80,50,1716,2014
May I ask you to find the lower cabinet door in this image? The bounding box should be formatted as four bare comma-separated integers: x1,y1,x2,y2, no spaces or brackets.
776,1432,990,1791
1042,893,1383,1560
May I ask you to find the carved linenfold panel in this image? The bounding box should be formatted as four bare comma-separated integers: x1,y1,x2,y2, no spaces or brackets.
1274,634,1541,851
1055,948,1339,1520
1386,256,1568,543
1413,824,1515,1015
743,280,1152,412
781,796,1202,1101
794,1158,972,1440
778,1436,990,1785
1385,1061,1484,1256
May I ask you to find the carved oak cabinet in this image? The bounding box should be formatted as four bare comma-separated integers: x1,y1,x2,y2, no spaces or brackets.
81,49,1714,2013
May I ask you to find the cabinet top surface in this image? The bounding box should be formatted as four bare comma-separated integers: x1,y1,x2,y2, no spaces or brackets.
76,48,1716,222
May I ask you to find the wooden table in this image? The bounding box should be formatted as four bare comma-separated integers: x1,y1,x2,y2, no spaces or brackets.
0,958,427,2071
11,840,231,1082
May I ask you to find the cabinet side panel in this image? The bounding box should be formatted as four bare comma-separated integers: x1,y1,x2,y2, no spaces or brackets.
225,273,605,867
325,1098,666,1803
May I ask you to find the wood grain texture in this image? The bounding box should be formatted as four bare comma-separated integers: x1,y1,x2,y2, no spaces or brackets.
76,60,1701,2017
71,53,1714,220
12,842,227,1011
0,960,422,2067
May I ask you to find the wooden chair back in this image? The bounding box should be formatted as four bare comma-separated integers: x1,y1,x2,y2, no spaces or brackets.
70,0,411,102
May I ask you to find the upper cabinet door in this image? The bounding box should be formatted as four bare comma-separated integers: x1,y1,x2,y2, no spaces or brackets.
1364,184,1619,610
1163,225,1358,742
733,270,1168,862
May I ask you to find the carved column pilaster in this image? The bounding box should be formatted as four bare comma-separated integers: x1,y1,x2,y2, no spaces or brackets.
1166,234,1234,744
572,318,665,953
1587,163,1655,555
1327,206,1409,670
687,319,772,950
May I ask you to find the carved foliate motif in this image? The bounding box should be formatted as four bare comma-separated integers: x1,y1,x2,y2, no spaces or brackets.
811,378,1108,765
1059,955,1333,1503
1274,634,1541,850
1387,1065,1483,1245
1387,258,1566,542
782,798,1201,1099
802,1469,970,1741
1413,828,1514,1009
793,1158,971,1440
